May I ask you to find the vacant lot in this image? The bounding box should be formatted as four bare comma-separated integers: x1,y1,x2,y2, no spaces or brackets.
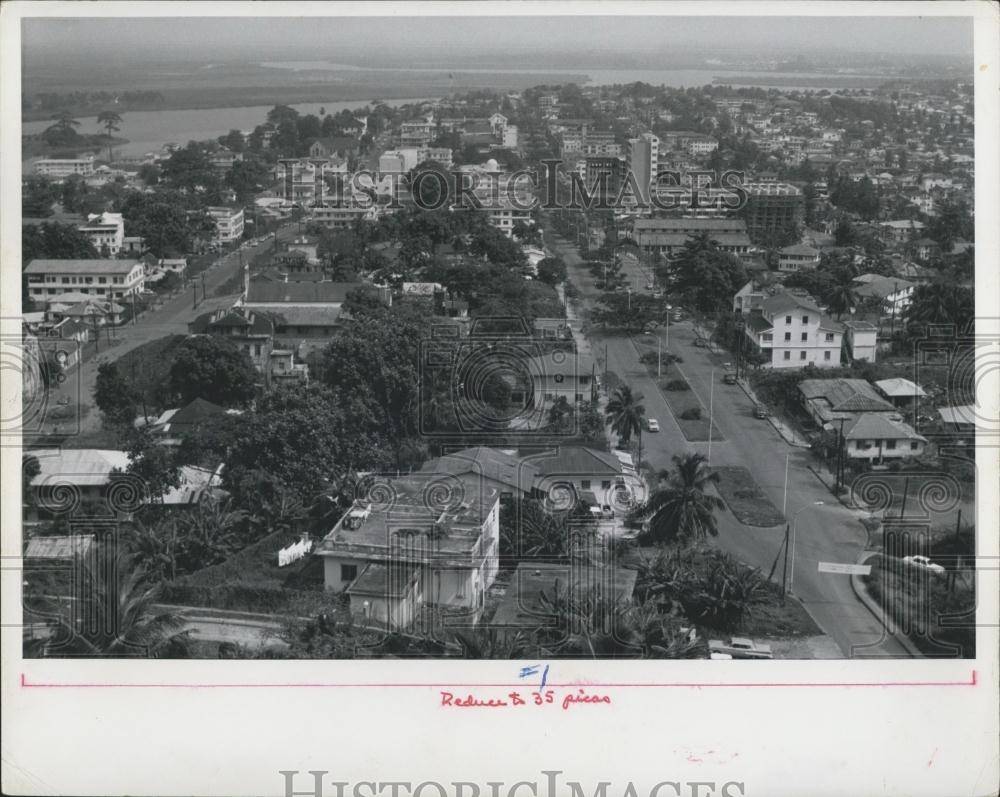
713,466,785,527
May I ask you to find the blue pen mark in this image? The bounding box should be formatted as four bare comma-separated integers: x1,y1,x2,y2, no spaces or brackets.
519,665,540,679
539,664,549,691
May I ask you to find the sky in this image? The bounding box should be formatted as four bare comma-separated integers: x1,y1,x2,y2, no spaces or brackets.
22,15,974,65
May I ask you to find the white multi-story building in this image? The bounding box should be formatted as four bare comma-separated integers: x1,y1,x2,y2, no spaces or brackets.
206,206,245,243
502,125,519,149
34,156,95,179
742,292,844,369
315,475,501,627
76,212,125,256
24,259,145,301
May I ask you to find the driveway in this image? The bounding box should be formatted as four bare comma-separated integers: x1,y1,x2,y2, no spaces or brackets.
550,231,913,658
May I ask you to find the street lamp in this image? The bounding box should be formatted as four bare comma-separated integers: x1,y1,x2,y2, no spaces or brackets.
787,501,825,596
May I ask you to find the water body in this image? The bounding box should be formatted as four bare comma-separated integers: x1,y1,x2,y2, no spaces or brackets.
260,60,893,89
21,65,894,163
21,97,436,160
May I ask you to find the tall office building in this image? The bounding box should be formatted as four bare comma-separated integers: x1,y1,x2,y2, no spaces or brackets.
742,182,804,239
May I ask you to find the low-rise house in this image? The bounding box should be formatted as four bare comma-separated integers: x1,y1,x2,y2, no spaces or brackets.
188,306,275,374
742,292,844,369
799,378,897,428
633,218,752,259
242,279,366,340
852,275,915,316
26,448,130,515
315,474,501,626
843,414,927,462
874,378,928,407
842,320,878,363
519,352,596,407
521,445,627,507
145,397,229,443
777,244,820,272
937,405,976,435
879,219,925,243
419,446,539,502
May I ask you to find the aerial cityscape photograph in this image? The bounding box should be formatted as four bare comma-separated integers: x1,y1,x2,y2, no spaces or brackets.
15,12,982,663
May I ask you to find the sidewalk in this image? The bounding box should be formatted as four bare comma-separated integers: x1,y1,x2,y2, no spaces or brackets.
736,378,812,448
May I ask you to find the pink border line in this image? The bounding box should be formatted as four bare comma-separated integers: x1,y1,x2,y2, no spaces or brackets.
20,671,978,689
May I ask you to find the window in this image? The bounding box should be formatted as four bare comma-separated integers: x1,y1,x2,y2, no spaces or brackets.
99,277,107,284
783,351,791,360
580,375,591,385
785,315,792,324
254,344,262,357
61,277,70,284
801,332,808,342
554,374,564,383
581,480,591,490
910,441,919,450
762,333,772,342
340,564,358,583
824,351,831,361
825,333,835,342
886,440,896,450
800,351,807,360
602,480,612,490
784,332,791,342
802,315,809,324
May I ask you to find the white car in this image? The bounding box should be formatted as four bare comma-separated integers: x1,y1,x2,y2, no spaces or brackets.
647,418,660,432
708,637,773,660
902,555,947,577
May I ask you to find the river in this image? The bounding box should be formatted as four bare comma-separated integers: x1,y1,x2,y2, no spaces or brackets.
21,97,436,161
21,66,893,163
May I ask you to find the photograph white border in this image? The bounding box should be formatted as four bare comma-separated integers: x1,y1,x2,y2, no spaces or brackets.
2,3,997,796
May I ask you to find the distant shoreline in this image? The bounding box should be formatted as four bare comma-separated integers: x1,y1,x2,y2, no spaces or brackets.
21,74,588,123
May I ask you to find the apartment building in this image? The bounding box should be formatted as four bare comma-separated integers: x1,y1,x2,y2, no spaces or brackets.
76,212,125,256
742,292,844,369
24,259,145,301
633,218,752,258
315,474,501,627
34,156,95,179
206,206,245,243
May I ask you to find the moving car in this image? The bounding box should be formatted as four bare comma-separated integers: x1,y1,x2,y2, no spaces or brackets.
708,637,773,660
753,404,770,419
722,372,738,385
647,418,660,432
902,555,947,577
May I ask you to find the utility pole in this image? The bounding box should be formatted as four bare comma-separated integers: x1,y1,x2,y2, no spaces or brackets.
201,272,207,303
781,523,791,601
130,292,137,326
90,313,100,354
193,283,198,310
707,367,716,462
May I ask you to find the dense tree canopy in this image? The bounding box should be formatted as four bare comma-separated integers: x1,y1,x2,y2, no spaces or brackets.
168,336,258,407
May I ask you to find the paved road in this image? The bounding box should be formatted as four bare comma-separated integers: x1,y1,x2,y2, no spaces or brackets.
550,232,914,658
44,224,301,434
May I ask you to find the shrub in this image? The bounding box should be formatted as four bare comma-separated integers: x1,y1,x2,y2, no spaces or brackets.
664,378,690,391
680,407,702,420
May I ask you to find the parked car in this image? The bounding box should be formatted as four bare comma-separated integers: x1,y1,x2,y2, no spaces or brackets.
600,504,615,519
902,555,947,577
708,637,773,660
647,418,660,432
693,338,708,348
722,372,738,385
671,310,683,322
753,404,770,419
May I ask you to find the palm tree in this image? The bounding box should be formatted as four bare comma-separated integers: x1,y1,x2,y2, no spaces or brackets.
903,283,974,335
605,384,645,447
637,453,726,546
96,110,123,163
25,552,189,658
824,269,858,320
